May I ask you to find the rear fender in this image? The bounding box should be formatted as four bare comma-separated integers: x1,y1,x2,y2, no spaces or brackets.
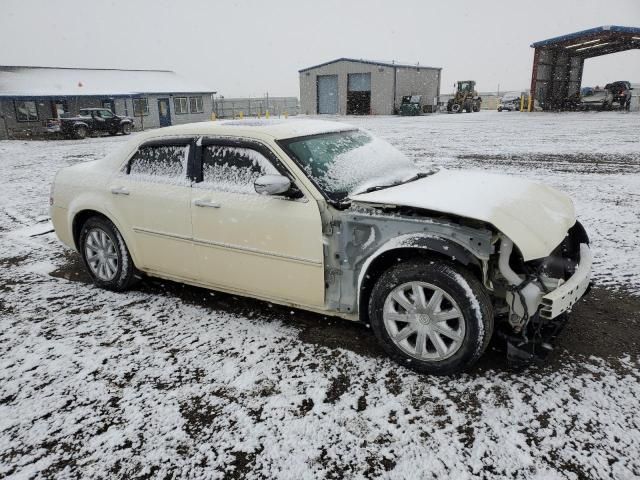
67,192,141,268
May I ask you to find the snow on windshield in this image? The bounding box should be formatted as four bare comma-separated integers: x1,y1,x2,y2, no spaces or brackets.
286,130,418,202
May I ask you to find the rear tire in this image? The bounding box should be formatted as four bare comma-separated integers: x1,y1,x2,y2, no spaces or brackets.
368,260,493,375
79,216,138,291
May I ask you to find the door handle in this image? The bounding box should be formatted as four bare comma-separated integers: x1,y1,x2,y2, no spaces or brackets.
110,187,130,196
193,199,221,208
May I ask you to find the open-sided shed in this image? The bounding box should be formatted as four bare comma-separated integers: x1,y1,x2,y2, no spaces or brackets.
530,25,640,110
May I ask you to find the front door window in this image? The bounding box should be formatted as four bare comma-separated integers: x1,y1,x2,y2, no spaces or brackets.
198,145,278,194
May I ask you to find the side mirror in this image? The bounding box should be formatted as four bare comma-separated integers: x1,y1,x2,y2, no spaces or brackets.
254,174,291,196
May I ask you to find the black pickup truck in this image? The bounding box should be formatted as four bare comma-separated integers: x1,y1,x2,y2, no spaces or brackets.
46,108,134,139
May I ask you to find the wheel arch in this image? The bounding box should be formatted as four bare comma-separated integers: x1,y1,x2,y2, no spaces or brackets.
357,238,484,324
71,208,140,268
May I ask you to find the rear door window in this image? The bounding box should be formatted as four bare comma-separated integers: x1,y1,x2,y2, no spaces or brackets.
198,145,278,194
127,144,189,184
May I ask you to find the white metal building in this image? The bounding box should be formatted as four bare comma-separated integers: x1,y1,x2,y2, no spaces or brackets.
299,58,441,115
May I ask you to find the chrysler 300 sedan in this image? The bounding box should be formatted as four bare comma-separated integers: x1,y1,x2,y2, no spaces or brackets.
50,119,592,374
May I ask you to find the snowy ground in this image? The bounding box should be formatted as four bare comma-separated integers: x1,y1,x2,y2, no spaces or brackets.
1,111,639,479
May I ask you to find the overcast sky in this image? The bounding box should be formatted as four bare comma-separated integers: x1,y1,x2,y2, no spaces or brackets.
1,0,639,97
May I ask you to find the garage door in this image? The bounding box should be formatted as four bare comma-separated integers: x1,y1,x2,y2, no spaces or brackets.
347,73,371,115
317,75,338,114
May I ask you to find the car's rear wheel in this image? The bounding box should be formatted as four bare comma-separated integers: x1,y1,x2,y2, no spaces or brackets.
121,123,132,135
368,260,493,375
74,126,87,139
79,216,137,291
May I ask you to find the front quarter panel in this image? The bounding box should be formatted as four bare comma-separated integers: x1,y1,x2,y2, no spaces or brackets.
324,207,494,316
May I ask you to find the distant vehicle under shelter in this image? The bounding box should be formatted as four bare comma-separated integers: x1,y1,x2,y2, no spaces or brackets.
530,25,640,111
0,66,216,139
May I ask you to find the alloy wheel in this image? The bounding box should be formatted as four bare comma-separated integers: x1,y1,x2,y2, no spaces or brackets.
383,281,466,361
84,228,119,281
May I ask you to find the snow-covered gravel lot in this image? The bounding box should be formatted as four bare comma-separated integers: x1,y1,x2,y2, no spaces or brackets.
1,111,639,479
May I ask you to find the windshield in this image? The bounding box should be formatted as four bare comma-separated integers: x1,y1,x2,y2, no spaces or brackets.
281,130,419,203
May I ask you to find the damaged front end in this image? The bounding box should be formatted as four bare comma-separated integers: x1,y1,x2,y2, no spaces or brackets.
491,222,592,365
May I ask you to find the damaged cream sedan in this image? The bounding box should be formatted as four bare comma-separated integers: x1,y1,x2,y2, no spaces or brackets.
50,120,592,374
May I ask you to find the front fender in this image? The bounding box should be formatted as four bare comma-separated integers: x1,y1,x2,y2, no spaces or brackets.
356,233,483,301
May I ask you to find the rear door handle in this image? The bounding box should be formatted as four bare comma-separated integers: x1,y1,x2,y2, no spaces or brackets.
110,187,130,196
193,199,221,208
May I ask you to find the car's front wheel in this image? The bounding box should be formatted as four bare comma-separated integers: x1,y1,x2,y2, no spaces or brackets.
74,126,88,139
368,260,493,375
121,123,132,135
79,216,137,291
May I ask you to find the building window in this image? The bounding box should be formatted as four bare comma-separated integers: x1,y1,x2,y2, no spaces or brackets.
133,98,149,116
14,100,38,122
189,96,204,113
174,97,189,114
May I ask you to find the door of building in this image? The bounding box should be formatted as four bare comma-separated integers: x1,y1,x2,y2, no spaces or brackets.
347,73,371,115
317,75,339,114
102,99,115,113
157,98,172,127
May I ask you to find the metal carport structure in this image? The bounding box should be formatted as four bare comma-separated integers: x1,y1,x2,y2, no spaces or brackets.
530,25,640,110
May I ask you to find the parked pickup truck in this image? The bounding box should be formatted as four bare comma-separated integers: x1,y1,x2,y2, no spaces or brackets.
46,108,133,139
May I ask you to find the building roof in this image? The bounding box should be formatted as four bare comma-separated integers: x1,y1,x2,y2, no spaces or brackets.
299,58,441,73
0,66,214,97
531,25,640,48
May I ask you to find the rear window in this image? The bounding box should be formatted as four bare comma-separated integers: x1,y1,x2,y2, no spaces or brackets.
128,145,189,183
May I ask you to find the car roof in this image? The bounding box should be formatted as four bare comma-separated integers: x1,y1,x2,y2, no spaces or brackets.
135,118,356,142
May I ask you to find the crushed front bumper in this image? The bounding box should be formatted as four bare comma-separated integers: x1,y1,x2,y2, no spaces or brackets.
540,243,592,320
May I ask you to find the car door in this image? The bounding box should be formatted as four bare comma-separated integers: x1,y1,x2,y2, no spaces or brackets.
98,109,117,131
109,138,197,279
190,139,325,307
91,110,106,131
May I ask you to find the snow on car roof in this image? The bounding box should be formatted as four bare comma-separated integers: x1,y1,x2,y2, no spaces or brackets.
136,118,357,141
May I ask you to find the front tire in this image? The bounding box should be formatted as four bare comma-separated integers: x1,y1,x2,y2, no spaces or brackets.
121,123,132,135
79,216,137,291
74,126,87,139
368,260,493,375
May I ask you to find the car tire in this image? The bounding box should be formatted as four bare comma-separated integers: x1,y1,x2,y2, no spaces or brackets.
121,123,132,135
79,216,138,291
497,107,503,112
74,126,87,139
368,260,493,375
